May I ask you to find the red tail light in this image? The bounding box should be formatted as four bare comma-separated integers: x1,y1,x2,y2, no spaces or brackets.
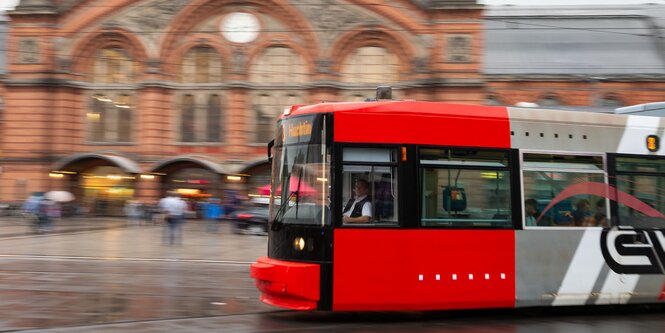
237,213,254,219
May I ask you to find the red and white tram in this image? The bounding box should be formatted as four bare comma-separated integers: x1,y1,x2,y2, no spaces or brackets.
250,89,665,311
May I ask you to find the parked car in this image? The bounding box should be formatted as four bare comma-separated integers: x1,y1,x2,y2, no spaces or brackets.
229,198,269,235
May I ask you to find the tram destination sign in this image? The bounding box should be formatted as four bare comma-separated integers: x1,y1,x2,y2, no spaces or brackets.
278,115,324,146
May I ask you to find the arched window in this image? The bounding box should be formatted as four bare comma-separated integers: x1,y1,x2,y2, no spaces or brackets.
93,48,134,84
254,94,273,144
181,95,195,142
181,46,222,83
537,96,561,107
485,96,503,106
89,97,105,142
250,46,307,83
177,46,225,143
250,46,308,143
341,46,399,84
116,94,133,142
88,47,135,143
87,93,134,143
599,96,623,108
207,95,222,142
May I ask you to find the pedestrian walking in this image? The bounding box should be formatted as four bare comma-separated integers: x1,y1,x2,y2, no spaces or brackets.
204,198,224,233
158,192,187,245
124,200,143,226
36,197,55,233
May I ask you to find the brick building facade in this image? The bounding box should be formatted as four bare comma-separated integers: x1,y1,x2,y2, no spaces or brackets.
1,1,664,214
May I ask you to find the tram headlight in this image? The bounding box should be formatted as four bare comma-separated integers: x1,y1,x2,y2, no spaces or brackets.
294,237,306,251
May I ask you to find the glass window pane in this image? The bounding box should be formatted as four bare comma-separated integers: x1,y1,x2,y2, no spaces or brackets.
616,157,665,173
421,168,511,227
116,94,132,142
342,165,398,225
343,148,396,163
181,47,222,83
207,95,221,142
341,46,399,84
250,46,307,84
181,95,195,142
523,171,607,227
616,174,665,228
524,154,603,171
420,148,509,167
89,96,105,142
94,48,133,84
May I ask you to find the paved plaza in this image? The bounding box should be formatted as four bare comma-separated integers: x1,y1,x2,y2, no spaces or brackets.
0,217,273,331
0,217,266,261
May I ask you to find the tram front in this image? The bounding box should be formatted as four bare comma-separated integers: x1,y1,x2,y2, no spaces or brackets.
250,112,333,310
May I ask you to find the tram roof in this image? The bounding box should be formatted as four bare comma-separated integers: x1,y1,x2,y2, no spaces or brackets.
289,100,508,119
287,99,665,124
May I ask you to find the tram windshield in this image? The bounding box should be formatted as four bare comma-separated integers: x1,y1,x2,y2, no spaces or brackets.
270,114,331,227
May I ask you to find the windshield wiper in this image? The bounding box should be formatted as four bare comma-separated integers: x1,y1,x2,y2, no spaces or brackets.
271,190,299,231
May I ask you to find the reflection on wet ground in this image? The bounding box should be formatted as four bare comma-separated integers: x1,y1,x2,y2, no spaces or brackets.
0,258,272,331
0,222,273,331
2,223,665,332
9,304,665,333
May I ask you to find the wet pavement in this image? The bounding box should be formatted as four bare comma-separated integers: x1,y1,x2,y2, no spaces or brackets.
2,218,665,332
0,216,128,239
0,220,273,331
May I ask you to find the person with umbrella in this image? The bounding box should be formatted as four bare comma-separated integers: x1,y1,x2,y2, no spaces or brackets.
38,191,75,232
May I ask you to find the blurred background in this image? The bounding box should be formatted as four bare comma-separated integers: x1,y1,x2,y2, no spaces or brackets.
1,0,665,216
3,0,665,330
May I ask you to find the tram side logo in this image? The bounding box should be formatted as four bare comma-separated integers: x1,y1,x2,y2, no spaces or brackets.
601,226,665,274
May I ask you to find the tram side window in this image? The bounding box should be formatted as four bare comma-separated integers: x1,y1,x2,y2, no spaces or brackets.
419,148,512,228
615,157,665,228
522,153,607,227
342,148,398,225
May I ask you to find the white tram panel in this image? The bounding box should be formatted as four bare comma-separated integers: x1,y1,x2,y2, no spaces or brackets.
506,107,665,156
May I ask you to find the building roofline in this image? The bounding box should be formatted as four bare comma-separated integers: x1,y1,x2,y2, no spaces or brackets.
485,4,664,17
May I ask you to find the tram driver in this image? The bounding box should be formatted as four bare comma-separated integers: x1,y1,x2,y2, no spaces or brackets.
342,179,373,224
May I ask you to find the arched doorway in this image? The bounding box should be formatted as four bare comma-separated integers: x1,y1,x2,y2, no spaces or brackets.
150,156,226,217
51,153,142,216
240,159,271,197
167,167,217,200
81,166,134,216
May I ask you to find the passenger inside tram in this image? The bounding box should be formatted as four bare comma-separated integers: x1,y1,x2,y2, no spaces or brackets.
590,199,608,227
524,198,539,226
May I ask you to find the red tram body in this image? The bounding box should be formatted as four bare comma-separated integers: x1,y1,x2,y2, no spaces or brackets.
251,98,665,311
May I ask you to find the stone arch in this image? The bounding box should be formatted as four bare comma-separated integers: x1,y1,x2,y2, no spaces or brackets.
159,0,320,67
162,34,233,79
150,155,227,198
71,28,148,79
598,93,625,108
246,38,315,83
537,92,564,107
346,0,427,33
330,27,414,75
52,152,142,174
150,155,226,175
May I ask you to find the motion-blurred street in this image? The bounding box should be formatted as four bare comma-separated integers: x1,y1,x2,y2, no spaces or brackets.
0,218,272,331
2,218,665,332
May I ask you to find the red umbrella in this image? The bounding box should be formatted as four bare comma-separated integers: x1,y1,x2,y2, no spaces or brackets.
257,179,318,196
257,184,271,195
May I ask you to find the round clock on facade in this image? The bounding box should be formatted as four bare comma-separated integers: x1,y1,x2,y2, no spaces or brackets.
221,12,260,44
